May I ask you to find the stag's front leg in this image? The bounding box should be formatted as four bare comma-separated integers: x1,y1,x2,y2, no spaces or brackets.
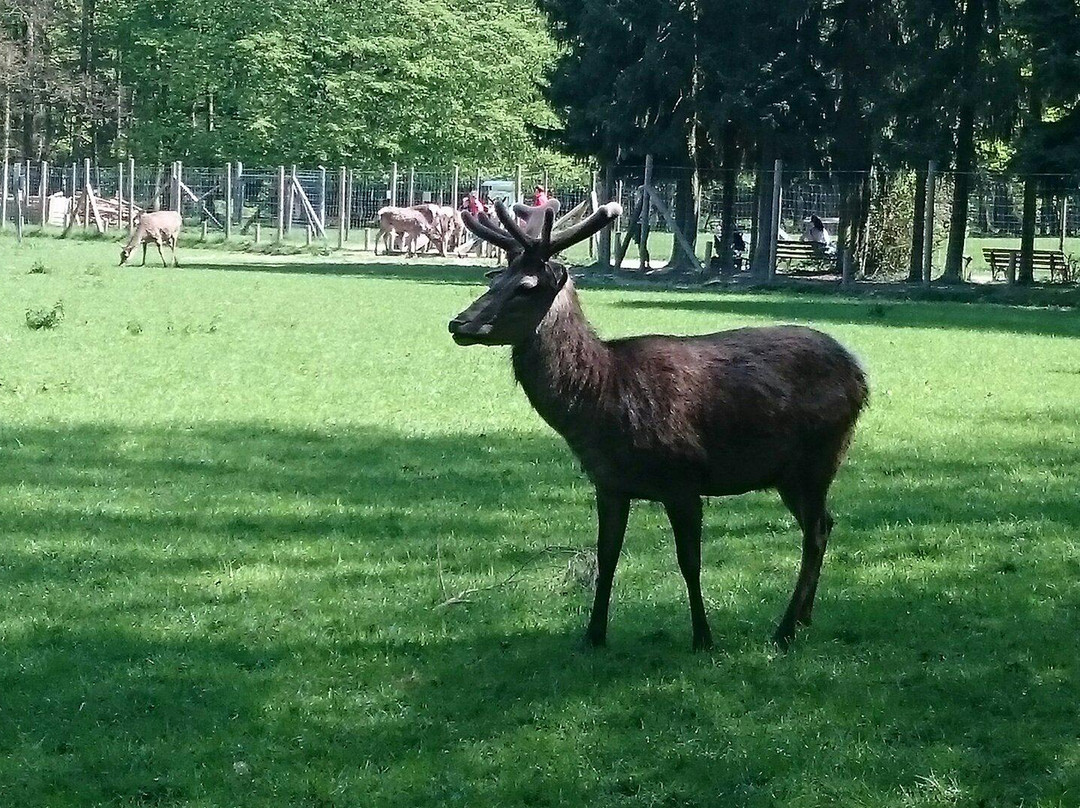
664,495,712,650
585,489,630,647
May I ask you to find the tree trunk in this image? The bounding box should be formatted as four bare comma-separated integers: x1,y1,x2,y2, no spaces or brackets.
1018,84,1043,285
668,167,700,274
908,168,927,281
942,0,985,283
750,138,775,279
717,125,738,276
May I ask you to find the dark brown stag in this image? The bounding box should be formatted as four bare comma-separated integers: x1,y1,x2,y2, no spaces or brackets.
448,201,868,650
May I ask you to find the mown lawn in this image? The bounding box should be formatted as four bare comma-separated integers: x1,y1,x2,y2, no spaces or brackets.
1,232,1078,807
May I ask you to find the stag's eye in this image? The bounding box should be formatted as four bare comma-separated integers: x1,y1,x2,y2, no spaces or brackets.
519,275,540,292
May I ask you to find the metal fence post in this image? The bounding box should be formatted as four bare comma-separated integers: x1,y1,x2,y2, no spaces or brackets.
408,165,415,207
452,165,460,208
390,162,398,208
515,164,522,206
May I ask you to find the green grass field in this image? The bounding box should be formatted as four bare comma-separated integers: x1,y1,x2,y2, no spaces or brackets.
1,233,1078,807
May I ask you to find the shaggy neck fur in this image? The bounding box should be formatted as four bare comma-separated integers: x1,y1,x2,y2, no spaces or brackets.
511,277,613,444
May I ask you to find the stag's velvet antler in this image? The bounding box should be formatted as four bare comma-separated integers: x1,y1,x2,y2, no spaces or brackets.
463,201,622,261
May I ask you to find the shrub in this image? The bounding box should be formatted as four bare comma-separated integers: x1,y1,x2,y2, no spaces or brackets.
26,301,64,330
28,260,47,274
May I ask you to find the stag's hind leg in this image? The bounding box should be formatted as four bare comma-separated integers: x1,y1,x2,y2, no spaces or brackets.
774,479,832,650
664,495,712,651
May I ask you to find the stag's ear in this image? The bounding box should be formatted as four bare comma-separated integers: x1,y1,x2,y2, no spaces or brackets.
544,260,569,289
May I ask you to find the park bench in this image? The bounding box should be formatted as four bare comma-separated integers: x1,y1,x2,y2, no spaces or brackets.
982,247,1074,283
776,240,832,271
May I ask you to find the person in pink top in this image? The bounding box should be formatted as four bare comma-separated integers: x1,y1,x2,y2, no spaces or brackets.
534,185,549,207
464,190,483,215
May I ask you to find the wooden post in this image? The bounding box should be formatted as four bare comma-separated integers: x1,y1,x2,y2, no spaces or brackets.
363,228,369,252
305,224,312,246
286,164,297,234
337,166,346,249
390,162,399,208
83,158,92,227
768,159,783,283
345,169,354,241
127,157,135,231
515,164,522,206
922,161,936,287
407,165,415,207
452,165,460,208
173,160,182,213
638,155,654,271
201,220,208,240
276,166,285,242
318,166,326,230
0,155,8,230
255,222,262,244
1060,195,1068,254
224,162,233,240
39,160,48,227
475,168,482,199
235,161,245,225
117,161,124,227
15,167,24,242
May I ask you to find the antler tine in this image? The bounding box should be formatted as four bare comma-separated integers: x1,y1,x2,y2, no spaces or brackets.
494,201,532,248
462,211,519,253
541,206,554,251
548,203,623,254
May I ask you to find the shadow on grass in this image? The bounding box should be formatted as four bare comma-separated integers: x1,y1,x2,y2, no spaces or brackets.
615,294,1080,338
0,422,1077,804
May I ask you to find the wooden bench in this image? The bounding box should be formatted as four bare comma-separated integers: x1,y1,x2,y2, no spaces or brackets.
983,248,1074,283
776,240,832,271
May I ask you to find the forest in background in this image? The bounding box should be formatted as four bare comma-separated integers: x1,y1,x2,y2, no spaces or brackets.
0,0,561,168
4,0,1080,281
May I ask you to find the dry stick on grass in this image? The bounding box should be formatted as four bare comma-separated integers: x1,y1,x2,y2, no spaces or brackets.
434,544,583,609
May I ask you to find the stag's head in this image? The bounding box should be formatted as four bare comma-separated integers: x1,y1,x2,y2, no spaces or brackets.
448,200,621,346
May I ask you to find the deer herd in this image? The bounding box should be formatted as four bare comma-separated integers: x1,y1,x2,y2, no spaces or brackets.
375,202,484,258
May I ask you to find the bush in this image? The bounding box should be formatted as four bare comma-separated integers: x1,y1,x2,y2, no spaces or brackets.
28,260,48,275
26,301,64,330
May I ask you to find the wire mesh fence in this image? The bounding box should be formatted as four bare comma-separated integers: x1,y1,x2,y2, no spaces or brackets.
3,158,1079,284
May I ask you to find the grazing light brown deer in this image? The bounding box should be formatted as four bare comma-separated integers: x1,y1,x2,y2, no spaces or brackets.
119,210,182,267
449,202,868,651
376,206,443,257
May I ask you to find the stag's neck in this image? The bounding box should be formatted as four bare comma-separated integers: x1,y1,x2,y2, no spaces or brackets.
511,278,612,439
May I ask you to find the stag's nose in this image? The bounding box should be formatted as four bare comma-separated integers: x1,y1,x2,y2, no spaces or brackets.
449,316,492,334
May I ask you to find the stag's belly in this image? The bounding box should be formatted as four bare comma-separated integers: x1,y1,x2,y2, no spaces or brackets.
573,435,792,501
